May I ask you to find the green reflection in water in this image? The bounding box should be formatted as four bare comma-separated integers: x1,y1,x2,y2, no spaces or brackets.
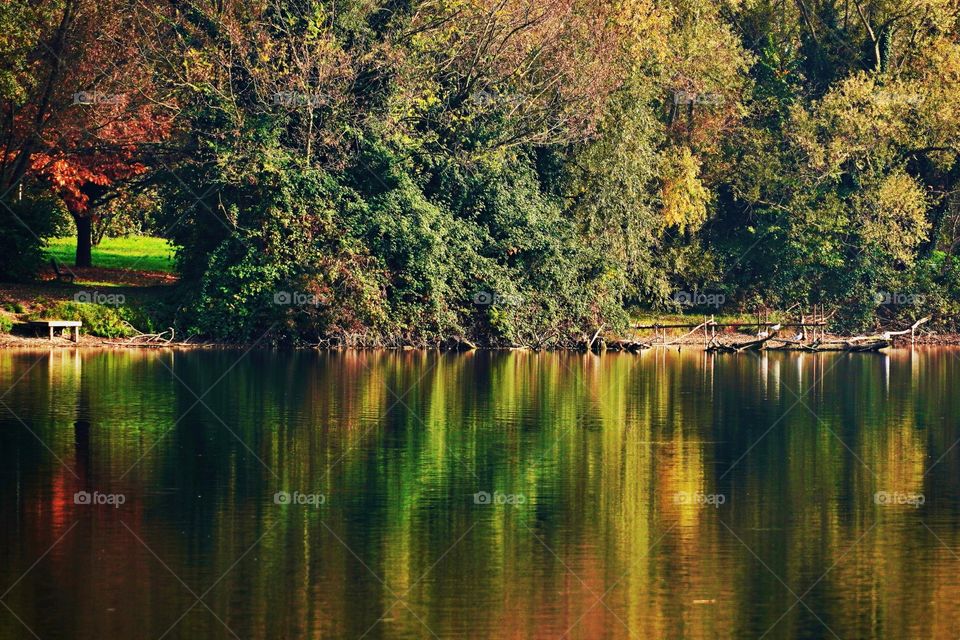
1,348,959,639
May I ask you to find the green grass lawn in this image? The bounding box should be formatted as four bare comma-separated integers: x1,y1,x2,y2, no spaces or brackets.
44,236,176,273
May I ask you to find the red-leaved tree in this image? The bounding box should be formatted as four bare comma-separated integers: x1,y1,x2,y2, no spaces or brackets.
4,0,171,267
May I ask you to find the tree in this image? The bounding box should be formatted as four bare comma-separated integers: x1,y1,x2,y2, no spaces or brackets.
30,89,171,267
2,0,171,267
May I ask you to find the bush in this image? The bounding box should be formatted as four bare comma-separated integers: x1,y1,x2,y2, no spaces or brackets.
167,132,631,346
0,194,63,282
0,315,13,333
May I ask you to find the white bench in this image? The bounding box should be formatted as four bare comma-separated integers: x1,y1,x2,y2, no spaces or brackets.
30,320,82,342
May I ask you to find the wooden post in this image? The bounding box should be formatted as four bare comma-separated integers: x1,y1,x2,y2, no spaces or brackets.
49,326,54,341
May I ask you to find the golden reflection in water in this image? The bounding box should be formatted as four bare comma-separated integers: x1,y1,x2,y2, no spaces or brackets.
2,348,960,638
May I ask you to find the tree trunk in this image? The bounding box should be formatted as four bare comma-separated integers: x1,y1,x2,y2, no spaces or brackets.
919,163,959,260
74,214,92,268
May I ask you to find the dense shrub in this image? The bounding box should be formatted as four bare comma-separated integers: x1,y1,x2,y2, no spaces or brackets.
164,118,630,346
0,195,63,282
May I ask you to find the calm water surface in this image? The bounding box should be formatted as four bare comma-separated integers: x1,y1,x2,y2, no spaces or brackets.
1,348,960,639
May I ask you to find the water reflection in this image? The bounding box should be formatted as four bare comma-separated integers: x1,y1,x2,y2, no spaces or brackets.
0,348,959,639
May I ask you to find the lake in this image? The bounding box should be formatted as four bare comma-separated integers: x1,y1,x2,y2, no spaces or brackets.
1,348,959,639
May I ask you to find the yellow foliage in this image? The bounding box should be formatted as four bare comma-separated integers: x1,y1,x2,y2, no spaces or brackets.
860,171,930,264
660,147,710,231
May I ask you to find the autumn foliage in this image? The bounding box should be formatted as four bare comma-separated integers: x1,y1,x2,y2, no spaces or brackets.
2,0,172,266
2,0,960,339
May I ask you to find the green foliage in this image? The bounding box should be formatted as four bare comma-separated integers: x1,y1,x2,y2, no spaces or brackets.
10,0,960,340
886,252,960,332
165,109,629,345
0,195,62,282
0,315,12,333
154,0,646,347
30,302,136,338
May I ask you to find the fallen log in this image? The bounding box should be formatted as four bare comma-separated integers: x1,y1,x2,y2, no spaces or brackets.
768,337,891,352
608,339,652,352
843,339,890,352
815,320,930,351
766,321,930,352
767,337,819,352
877,317,930,344
106,325,177,346
813,339,890,352
587,324,606,352
707,325,781,353
98,341,204,348
452,335,478,351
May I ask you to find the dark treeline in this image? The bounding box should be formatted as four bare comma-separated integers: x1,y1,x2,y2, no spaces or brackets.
2,0,959,345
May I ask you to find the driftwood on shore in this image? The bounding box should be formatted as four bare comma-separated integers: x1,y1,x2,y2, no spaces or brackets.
768,336,892,352
807,338,890,352
764,317,930,353
99,325,201,348
88,313,922,353
707,324,782,353
606,339,652,352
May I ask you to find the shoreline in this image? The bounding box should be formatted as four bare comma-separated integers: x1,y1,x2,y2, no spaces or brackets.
2,331,958,351
4,281,951,351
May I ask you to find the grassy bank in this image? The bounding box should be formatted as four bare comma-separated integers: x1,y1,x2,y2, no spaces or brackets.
44,236,176,273
1,234,179,342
